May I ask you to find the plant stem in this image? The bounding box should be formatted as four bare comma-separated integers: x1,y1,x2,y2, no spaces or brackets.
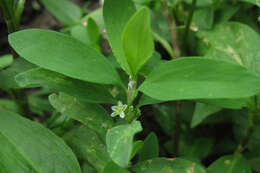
160,0,183,156
161,0,181,58
184,0,197,46
0,4,32,118
173,101,181,156
235,106,256,154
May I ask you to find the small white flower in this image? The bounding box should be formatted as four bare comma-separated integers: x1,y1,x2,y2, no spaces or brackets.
111,101,127,118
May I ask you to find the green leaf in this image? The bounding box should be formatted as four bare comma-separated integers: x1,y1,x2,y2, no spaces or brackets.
152,104,175,136
8,29,121,85
49,93,114,140
215,6,240,24
106,121,142,168
197,98,250,109
139,57,260,101
0,58,35,89
132,157,207,173
207,154,252,173
239,0,260,7
87,17,100,45
122,7,154,76
70,18,100,50
64,126,110,173
16,68,116,104
103,0,136,74
248,125,260,155
152,32,174,59
0,99,19,112
28,95,53,115
103,161,130,173
137,94,163,108
198,22,260,72
192,7,214,30
0,110,81,173
70,25,91,45
82,162,96,173
81,8,104,30
0,54,13,70
191,102,221,128
39,0,81,25
139,132,159,162
131,140,144,159
139,52,163,77
179,138,213,160
191,97,250,127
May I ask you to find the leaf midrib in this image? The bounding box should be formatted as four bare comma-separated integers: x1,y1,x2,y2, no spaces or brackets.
0,131,41,173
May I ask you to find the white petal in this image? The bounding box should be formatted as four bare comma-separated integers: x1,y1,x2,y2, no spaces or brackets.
119,112,125,118
111,106,118,111
111,112,118,117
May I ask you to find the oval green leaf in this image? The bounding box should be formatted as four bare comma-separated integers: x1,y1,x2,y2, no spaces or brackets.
106,121,142,168
139,57,260,101
8,29,121,85
122,7,154,76
64,126,110,173
103,0,136,74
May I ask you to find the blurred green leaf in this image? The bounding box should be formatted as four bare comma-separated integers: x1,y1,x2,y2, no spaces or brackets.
0,99,19,112
131,140,144,159
82,162,96,173
139,132,159,162
0,54,13,71
198,22,260,72
191,102,221,127
39,0,81,25
207,154,252,173
0,58,35,89
132,157,207,173
239,0,260,7
103,161,130,173
192,7,214,30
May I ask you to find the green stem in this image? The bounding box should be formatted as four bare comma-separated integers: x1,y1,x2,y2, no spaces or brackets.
235,108,255,154
173,101,181,156
0,2,31,118
184,0,197,46
125,76,140,123
160,0,181,58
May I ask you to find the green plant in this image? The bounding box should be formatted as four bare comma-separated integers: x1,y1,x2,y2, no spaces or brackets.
1,0,260,172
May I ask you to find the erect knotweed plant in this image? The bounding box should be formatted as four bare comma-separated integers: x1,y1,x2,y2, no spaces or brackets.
1,0,260,172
